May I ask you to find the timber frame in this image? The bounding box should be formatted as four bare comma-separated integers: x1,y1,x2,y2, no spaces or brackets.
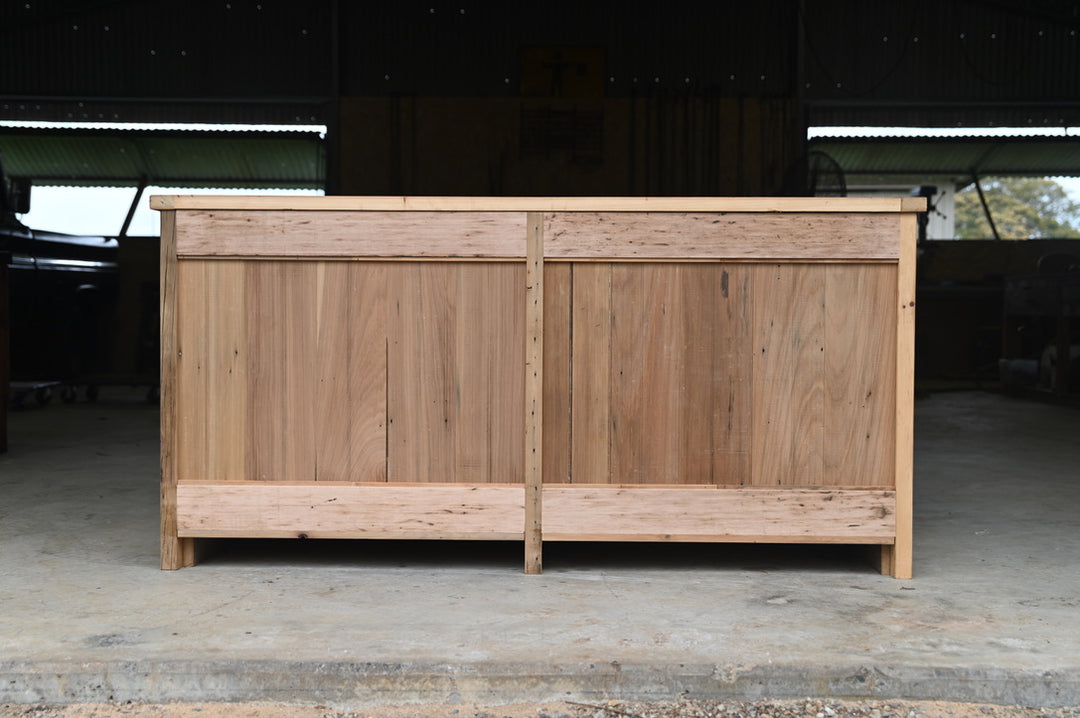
156,196,923,578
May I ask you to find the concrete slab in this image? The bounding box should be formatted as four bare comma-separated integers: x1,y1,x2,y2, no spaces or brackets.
1,389,1078,709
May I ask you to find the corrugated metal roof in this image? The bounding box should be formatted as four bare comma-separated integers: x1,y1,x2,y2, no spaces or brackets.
0,127,325,189
809,135,1080,179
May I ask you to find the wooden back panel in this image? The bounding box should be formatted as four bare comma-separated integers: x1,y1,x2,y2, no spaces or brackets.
175,260,525,484
544,262,896,487
160,197,920,576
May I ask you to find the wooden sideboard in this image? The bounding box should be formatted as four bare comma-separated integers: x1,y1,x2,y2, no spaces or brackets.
156,196,923,577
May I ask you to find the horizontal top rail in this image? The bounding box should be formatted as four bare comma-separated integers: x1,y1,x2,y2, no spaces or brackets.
151,195,927,214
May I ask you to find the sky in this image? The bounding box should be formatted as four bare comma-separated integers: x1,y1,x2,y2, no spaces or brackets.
8,123,1080,238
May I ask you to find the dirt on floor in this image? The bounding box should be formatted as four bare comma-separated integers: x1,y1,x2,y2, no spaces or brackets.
3,699,1080,718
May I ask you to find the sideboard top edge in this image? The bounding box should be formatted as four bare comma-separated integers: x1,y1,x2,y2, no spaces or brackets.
151,195,927,213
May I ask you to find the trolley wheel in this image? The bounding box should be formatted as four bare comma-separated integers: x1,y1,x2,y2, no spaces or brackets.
61,385,78,403
85,385,100,402
35,387,53,405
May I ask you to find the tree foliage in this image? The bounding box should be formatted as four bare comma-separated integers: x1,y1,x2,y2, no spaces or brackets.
954,177,1080,239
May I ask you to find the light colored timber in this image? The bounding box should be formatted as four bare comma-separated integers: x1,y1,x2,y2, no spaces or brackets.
159,210,195,569
153,195,926,214
888,213,919,579
823,264,896,486
541,263,572,484
750,264,826,486
175,211,529,258
569,263,612,484
175,261,248,481
160,196,925,574
608,264,755,485
543,212,901,261
386,263,525,483
313,262,388,482
246,261,319,480
176,483,524,539
541,486,896,542
524,212,544,574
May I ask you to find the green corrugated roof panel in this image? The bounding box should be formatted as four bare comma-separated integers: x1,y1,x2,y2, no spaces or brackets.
811,136,1080,179
0,127,325,189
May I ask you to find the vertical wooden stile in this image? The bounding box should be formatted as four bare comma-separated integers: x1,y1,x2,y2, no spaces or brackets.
888,210,918,579
159,209,194,569
524,212,544,574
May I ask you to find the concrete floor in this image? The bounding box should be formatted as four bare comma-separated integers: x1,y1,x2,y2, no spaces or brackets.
1,388,1078,709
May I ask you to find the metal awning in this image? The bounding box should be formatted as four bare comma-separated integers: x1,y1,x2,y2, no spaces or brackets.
809,135,1080,184
0,126,325,190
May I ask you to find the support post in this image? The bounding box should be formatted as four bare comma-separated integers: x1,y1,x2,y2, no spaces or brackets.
159,209,196,569
885,204,919,579
524,212,544,574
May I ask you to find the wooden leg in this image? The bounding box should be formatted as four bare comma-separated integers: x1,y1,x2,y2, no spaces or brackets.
524,212,544,575
878,545,894,576
879,543,912,579
161,536,197,570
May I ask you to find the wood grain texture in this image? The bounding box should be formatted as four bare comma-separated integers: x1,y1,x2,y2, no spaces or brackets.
569,264,753,486
610,264,718,484
749,263,897,488
175,210,528,258
174,259,210,482
569,263,612,484
711,265,754,484
161,198,923,573
542,486,896,542
159,209,194,569
175,260,249,482
543,212,900,260
823,264,896,486
154,194,923,214
525,212,544,574
750,264,826,486
246,261,318,480
387,263,525,484
542,263,572,484
177,483,524,538
891,213,919,579
313,263,388,482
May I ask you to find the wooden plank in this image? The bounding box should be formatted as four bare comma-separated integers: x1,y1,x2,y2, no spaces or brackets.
609,265,670,483
159,210,195,569
711,265,753,484
206,261,248,480
542,263,572,484
750,264,826,486
572,264,753,486
889,213,918,579
610,265,718,484
314,262,388,482
823,264,896,486
455,264,525,483
570,263,612,484
176,483,524,539
245,262,318,481
174,260,210,482
524,212,544,574
387,263,524,483
387,263,457,482
175,210,528,258
543,212,900,261
542,486,896,542
153,195,921,214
